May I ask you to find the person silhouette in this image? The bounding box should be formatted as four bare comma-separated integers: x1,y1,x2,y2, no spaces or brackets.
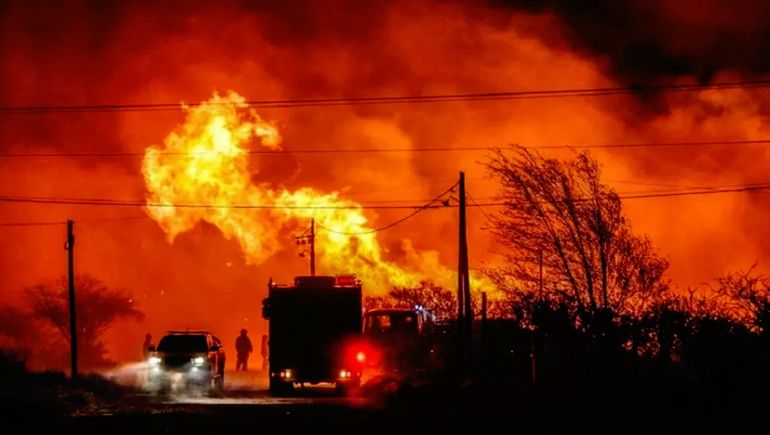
235,329,253,371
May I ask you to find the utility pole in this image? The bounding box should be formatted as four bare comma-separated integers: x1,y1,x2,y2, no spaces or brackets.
295,219,316,276
457,229,465,362
65,220,77,380
310,218,316,276
457,172,473,372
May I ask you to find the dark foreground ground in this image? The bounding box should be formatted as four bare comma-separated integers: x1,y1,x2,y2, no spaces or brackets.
4,368,763,435
4,351,770,435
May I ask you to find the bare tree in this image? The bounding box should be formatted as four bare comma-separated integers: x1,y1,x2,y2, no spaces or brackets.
365,282,513,322
713,265,770,333
365,281,456,321
485,147,669,328
24,275,143,367
635,287,730,360
0,305,36,361
0,304,72,369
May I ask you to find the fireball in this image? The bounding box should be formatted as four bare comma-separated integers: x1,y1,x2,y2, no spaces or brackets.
142,91,466,293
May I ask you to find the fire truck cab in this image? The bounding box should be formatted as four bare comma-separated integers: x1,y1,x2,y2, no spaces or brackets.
362,306,436,376
262,275,364,396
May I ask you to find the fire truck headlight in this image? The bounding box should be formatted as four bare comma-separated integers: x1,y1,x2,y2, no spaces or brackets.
279,369,293,379
148,356,161,366
339,369,352,379
191,356,205,366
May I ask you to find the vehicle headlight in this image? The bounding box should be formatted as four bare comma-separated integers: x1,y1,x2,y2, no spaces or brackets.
191,356,205,366
148,356,161,366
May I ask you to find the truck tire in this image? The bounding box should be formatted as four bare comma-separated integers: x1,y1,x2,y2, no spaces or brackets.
335,378,361,396
269,379,293,397
211,374,224,395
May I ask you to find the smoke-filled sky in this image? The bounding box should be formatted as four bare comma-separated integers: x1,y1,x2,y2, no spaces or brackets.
2,0,770,363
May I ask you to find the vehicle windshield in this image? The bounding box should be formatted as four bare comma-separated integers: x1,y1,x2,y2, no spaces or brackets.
364,312,418,334
157,335,208,353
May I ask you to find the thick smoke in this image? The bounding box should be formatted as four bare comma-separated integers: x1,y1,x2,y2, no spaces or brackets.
494,0,770,84
490,0,770,281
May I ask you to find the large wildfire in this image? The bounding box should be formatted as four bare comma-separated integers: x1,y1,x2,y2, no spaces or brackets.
3,0,770,365
141,91,458,294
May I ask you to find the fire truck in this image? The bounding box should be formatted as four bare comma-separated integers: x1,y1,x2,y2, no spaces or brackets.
362,306,437,376
261,275,365,396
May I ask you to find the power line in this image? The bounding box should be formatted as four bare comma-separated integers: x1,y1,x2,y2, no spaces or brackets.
2,79,770,115
606,180,770,193
344,177,466,197
2,184,765,227
0,194,444,210
619,185,770,200
474,180,770,201
0,220,66,227
2,182,770,212
315,183,458,235
3,139,770,159
0,146,500,158
530,139,770,150
0,215,148,228
1,183,768,231
80,215,150,223
470,184,770,208
606,179,702,189
0,192,470,207
467,192,495,222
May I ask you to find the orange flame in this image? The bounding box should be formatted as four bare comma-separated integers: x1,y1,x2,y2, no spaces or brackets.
141,91,463,294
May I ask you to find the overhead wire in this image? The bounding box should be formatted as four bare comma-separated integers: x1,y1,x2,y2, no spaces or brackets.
0,214,149,229
4,139,770,158
3,183,770,230
0,220,66,227
314,182,459,235
0,194,446,210
2,79,770,115
467,192,496,222
3,181,770,212
469,183,770,208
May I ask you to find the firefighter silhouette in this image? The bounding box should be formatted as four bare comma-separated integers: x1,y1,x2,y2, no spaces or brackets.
235,328,253,371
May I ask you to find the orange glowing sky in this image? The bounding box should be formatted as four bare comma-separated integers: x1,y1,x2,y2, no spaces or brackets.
2,0,770,364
